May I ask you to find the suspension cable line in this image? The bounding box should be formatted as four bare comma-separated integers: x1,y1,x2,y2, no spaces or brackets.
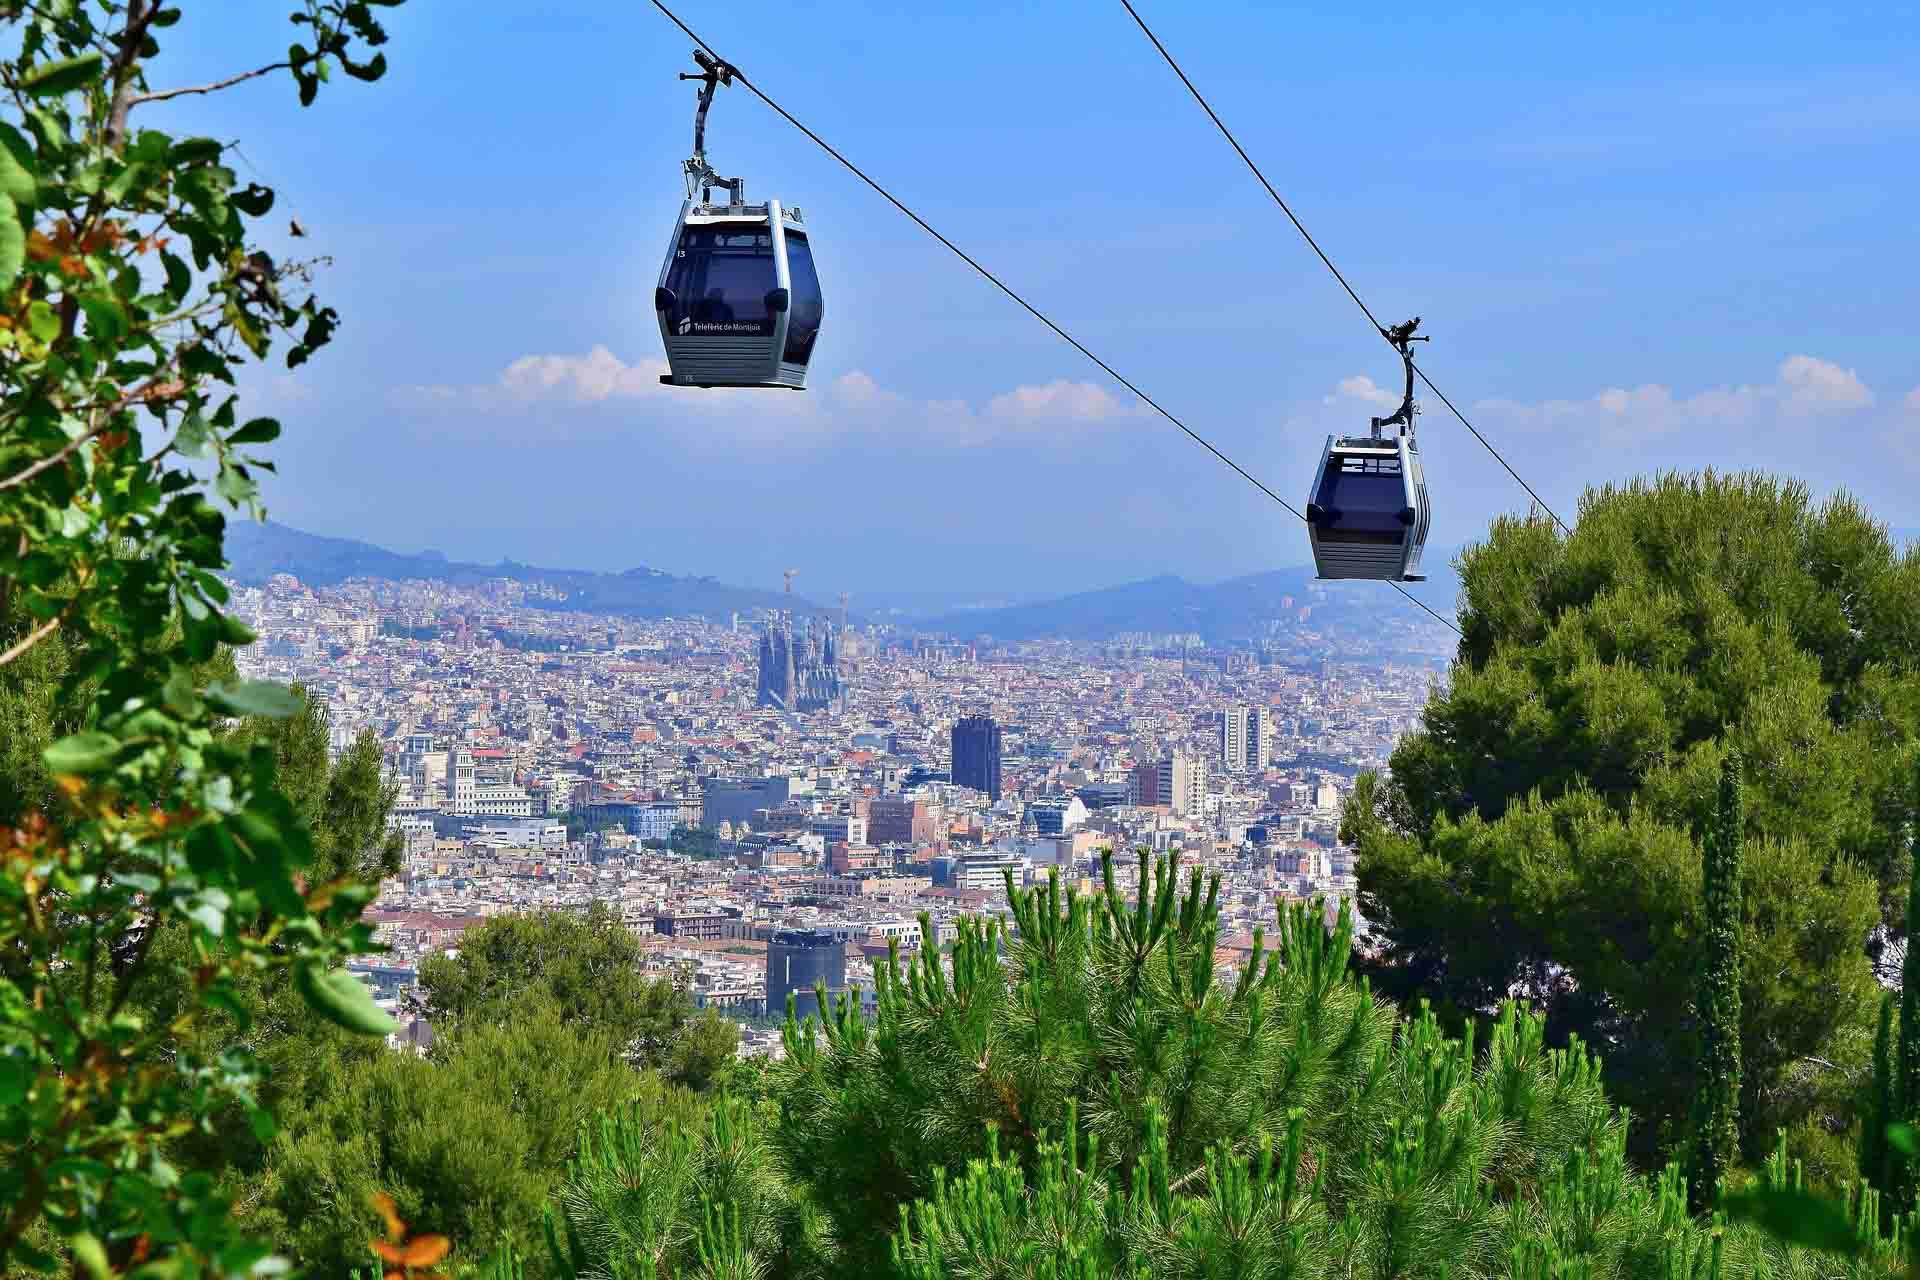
1116,0,1572,539
643,0,1460,638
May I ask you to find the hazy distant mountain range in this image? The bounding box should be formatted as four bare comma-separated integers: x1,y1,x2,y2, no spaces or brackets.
222,519,1460,643
223,520,827,620
918,565,1462,644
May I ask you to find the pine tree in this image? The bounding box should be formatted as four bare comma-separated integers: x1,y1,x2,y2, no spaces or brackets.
1692,751,1745,1208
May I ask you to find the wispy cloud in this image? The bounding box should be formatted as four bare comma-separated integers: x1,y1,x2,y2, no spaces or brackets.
400,348,1138,442
986,379,1135,423
1778,354,1871,412
1325,374,1398,409
1471,354,1877,441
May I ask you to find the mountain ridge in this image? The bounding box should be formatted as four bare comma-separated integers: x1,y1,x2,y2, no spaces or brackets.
914,562,1462,645
222,520,827,620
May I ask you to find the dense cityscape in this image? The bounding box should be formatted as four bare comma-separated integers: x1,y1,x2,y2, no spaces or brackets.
230,568,1448,1057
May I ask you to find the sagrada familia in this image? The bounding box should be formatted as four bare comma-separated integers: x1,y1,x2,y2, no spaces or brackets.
756,614,843,712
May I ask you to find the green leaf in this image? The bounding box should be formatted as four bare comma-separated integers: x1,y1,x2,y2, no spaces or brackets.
231,183,274,216
184,887,232,936
162,669,201,715
228,417,281,446
80,295,127,343
161,249,192,304
43,730,120,775
342,52,388,82
1719,1186,1861,1256
229,303,266,357
104,159,154,203
69,1233,110,1280
294,960,398,1036
0,124,37,208
20,51,104,98
174,408,211,459
215,462,259,507
206,679,300,719
26,299,58,342
169,137,224,166
0,199,23,292
1889,1123,1918,1157
0,1053,30,1106
218,612,258,646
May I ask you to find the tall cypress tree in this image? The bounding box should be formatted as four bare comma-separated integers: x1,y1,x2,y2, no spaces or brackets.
1864,992,1896,1195
1896,753,1920,1210
1691,751,1744,1208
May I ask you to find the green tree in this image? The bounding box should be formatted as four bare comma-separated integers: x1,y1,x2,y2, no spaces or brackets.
1691,753,1745,1207
1888,754,1920,1212
0,4,402,1274
1861,993,1896,1199
228,685,403,885
258,997,652,1277
1350,473,1913,1153
663,1007,741,1093
417,905,696,1068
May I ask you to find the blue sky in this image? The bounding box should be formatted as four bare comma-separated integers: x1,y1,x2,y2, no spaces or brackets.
155,1,1919,610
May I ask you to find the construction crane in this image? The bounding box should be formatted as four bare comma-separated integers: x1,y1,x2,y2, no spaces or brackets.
782,568,798,597
838,592,849,630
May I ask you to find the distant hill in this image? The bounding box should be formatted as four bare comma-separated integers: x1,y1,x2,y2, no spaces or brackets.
917,562,1462,647
222,519,1464,642
222,520,826,621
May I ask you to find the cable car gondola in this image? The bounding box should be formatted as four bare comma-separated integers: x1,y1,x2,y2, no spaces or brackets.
1305,318,1432,581
655,51,824,390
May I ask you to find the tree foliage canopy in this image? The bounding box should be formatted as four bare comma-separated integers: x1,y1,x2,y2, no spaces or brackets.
259,996,659,1277
417,905,697,1068
1348,472,1920,1152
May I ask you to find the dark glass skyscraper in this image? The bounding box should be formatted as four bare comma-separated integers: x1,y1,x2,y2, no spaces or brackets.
952,715,1003,802
766,928,846,1019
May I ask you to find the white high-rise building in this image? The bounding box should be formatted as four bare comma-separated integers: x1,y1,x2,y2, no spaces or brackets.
1221,709,1245,772
1156,752,1207,816
1220,705,1271,773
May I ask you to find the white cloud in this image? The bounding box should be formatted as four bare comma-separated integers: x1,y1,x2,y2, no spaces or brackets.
986,379,1132,423
1778,354,1872,412
831,369,903,410
498,346,664,403
1326,374,1398,408
402,350,1135,442
1474,354,1877,442
236,371,313,407
401,345,816,422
